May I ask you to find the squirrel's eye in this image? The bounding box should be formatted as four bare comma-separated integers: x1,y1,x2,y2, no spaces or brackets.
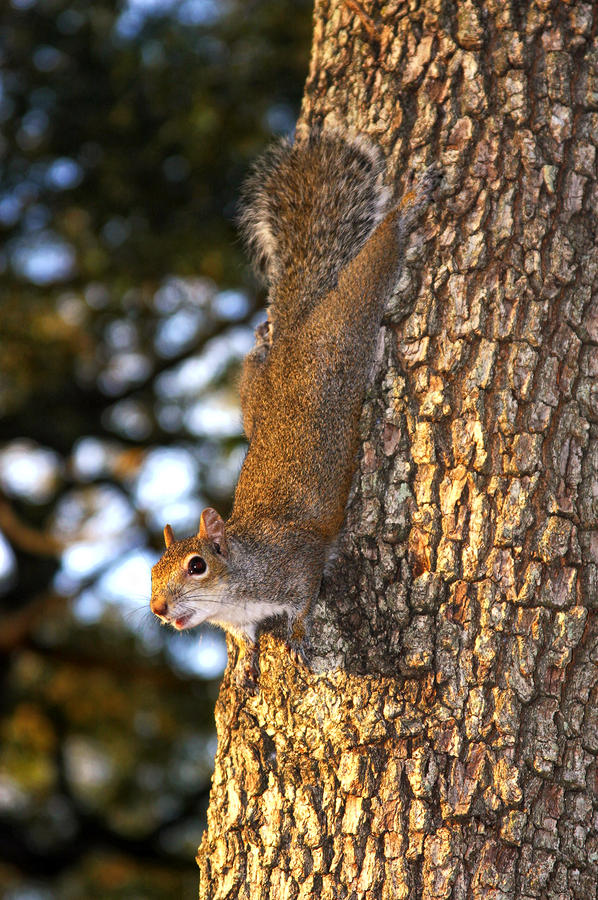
187,556,207,576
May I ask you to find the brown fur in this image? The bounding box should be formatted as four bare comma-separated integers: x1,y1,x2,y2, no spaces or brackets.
150,132,439,664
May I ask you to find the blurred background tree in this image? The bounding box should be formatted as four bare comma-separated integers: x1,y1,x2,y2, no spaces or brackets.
0,0,311,895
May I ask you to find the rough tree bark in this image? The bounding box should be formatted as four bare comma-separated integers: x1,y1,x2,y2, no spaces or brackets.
196,1,598,897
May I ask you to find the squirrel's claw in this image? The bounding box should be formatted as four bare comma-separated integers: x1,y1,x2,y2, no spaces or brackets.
285,616,312,670
235,642,260,693
286,639,311,670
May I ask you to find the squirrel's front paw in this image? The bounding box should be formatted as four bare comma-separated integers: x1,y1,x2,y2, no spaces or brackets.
285,618,311,670
235,642,260,693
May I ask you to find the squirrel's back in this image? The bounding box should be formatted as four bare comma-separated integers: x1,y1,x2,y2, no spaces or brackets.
232,132,420,540
238,132,391,324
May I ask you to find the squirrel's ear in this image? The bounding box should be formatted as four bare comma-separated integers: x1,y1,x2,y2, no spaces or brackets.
163,524,175,548
198,508,228,555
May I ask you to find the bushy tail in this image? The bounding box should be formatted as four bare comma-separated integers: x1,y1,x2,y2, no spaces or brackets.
238,131,391,300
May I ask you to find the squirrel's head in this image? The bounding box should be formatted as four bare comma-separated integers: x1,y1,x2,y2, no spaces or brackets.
150,508,230,632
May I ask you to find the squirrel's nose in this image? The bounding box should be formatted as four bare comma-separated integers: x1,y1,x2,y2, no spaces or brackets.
151,597,169,618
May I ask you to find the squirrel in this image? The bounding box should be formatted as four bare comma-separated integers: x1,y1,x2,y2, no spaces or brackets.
150,130,439,683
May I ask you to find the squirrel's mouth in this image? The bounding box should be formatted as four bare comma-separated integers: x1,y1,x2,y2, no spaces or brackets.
173,614,193,630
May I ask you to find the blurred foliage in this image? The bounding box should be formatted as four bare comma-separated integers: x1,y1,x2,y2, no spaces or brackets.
0,0,311,896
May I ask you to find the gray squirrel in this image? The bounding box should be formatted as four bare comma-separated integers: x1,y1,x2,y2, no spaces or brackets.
150,130,439,682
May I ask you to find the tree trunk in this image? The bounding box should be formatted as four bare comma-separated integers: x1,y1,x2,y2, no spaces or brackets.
197,1,598,897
